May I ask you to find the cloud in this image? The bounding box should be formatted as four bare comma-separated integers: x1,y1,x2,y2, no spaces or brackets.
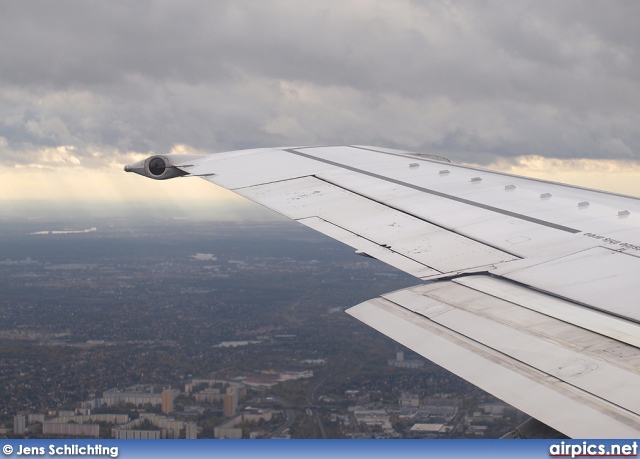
1,1,640,188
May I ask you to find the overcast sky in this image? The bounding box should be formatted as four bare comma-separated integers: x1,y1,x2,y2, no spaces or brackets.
2,1,640,207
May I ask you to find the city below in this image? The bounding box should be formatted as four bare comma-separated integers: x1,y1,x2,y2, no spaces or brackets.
0,213,527,439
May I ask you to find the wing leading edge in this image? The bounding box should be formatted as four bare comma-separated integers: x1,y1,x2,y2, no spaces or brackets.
125,145,640,437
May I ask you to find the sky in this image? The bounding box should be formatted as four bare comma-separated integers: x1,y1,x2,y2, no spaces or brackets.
2,1,640,215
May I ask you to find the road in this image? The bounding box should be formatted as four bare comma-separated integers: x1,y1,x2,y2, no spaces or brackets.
269,395,296,438
307,377,327,438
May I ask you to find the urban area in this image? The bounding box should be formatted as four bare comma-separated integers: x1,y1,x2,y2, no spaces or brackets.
0,212,527,439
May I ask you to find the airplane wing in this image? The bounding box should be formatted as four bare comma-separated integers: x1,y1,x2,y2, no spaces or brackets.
125,145,640,438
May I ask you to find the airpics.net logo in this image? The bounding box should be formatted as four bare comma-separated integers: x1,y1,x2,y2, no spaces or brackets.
549,441,638,458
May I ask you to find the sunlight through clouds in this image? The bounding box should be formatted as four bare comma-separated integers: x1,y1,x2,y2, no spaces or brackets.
479,156,640,197
1,1,640,209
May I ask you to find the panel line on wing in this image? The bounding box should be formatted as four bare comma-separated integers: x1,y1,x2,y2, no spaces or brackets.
284,148,581,234
348,145,452,163
502,247,640,325
312,175,521,260
453,275,640,349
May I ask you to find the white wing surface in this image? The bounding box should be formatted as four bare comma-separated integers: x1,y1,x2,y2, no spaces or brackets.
126,145,640,437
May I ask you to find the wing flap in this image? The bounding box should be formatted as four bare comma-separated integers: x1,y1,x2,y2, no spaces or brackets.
233,176,518,275
348,279,640,438
298,216,440,278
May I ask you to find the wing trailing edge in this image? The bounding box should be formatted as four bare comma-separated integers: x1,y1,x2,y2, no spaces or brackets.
347,276,640,438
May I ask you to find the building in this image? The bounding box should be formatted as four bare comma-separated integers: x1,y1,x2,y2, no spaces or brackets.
241,407,274,423
113,429,160,439
241,376,279,388
186,378,233,393
185,422,198,439
223,387,238,417
194,388,221,403
409,423,452,437
353,409,392,430
28,414,45,424
52,414,129,424
388,351,425,369
399,393,420,407
214,409,275,439
14,415,25,434
478,402,510,416
421,396,461,422
102,385,163,407
112,414,185,439
214,423,242,439
162,388,179,413
42,422,99,437
278,370,313,381
99,385,179,411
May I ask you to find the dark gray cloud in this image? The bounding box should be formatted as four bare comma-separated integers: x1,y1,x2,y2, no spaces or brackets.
1,0,639,167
